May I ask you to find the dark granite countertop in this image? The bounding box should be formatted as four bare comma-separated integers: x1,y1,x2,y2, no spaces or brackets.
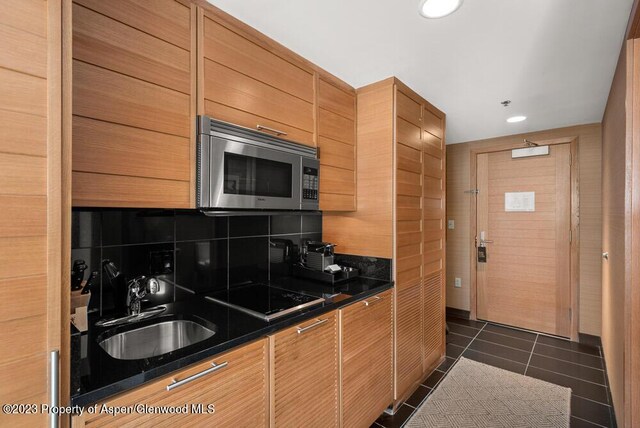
71,276,392,407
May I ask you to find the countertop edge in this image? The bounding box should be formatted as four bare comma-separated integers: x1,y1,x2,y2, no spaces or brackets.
71,280,393,407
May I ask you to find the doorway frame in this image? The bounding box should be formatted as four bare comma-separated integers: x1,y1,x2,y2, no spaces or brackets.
468,137,580,340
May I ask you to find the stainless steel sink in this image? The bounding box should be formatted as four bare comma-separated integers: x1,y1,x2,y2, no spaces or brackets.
98,320,216,360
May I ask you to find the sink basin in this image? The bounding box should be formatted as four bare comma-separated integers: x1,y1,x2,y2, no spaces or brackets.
98,320,216,360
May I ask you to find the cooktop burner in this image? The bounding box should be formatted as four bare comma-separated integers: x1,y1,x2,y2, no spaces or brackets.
204,283,325,321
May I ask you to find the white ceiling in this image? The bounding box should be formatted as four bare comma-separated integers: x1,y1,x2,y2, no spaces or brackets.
207,0,634,144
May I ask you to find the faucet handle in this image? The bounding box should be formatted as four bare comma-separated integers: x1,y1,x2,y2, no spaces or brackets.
146,277,160,294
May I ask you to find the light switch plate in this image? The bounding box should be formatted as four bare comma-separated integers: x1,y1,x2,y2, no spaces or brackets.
448,219,455,230
454,277,462,288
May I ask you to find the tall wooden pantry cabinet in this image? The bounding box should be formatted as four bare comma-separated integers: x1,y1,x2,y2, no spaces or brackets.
324,77,446,409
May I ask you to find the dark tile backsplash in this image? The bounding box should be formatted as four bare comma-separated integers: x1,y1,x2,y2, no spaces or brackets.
102,210,174,246
175,240,228,294
72,209,323,316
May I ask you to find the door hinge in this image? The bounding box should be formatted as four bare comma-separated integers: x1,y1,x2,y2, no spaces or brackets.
569,230,572,243
465,189,480,195
569,308,572,320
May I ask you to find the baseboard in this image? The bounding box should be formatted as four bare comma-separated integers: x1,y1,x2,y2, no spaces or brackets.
446,307,470,319
578,333,602,348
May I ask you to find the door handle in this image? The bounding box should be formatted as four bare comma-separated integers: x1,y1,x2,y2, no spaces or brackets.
256,124,287,136
479,231,493,246
167,361,228,391
296,318,328,334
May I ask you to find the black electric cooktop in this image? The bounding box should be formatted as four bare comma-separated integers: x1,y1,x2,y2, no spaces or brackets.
204,283,325,321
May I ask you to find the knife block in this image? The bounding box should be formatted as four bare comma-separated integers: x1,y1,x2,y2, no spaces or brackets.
70,286,91,332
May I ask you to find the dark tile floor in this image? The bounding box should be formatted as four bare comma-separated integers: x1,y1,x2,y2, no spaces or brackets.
372,316,616,428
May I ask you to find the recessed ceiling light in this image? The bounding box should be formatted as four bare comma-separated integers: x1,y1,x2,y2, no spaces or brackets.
507,115,527,123
419,0,464,19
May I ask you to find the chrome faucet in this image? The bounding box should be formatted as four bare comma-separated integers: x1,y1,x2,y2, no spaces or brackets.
126,276,160,315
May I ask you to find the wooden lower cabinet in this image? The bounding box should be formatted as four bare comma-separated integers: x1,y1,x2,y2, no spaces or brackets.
270,312,339,427
340,290,393,428
79,339,269,428
395,283,424,402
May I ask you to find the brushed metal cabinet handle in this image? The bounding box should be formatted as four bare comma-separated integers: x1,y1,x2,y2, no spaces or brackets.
363,296,383,307
257,124,287,136
167,361,228,391
296,318,328,334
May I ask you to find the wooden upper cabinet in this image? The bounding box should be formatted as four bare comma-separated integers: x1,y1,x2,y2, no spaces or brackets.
82,338,269,427
340,290,393,428
71,0,195,208
317,76,357,211
270,312,339,427
199,8,315,146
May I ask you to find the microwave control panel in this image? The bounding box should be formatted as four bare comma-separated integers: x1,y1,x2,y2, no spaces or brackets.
302,166,319,200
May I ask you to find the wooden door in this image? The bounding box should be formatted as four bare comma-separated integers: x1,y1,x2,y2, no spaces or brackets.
82,339,269,427
340,290,393,428
72,0,195,208
271,312,339,427
0,0,67,427
476,144,572,337
317,76,357,211
199,8,315,146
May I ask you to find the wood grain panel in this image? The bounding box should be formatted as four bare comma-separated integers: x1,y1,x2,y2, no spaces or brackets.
341,290,393,428
0,236,46,279
0,315,46,365
0,196,46,237
319,193,356,212
0,276,46,324
72,172,190,208
396,90,421,126
73,60,190,137
323,83,394,257
423,108,443,139
397,118,422,151
318,108,355,145
73,3,190,93
271,313,339,427
204,100,314,146
320,165,355,195
395,284,423,401
203,59,314,132
202,15,313,103
0,21,46,78
0,110,47,157
318,78,355,120
85,339,268,427
0,67,46,117
0,152,46,196
318,137,355,170
0,0,46,38
73,117,190,181
74,0,191,49
0,354,46,408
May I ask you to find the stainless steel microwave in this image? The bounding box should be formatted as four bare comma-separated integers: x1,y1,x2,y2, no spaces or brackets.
197,116,319,211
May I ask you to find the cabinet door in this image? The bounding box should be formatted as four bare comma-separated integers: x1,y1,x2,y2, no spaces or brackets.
271,312,339,427
422,104,446,374
395,283,423,402
341,290,393,428
72,0,194,208
84,339,269,428
317,77,357,211
200,9,315,146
